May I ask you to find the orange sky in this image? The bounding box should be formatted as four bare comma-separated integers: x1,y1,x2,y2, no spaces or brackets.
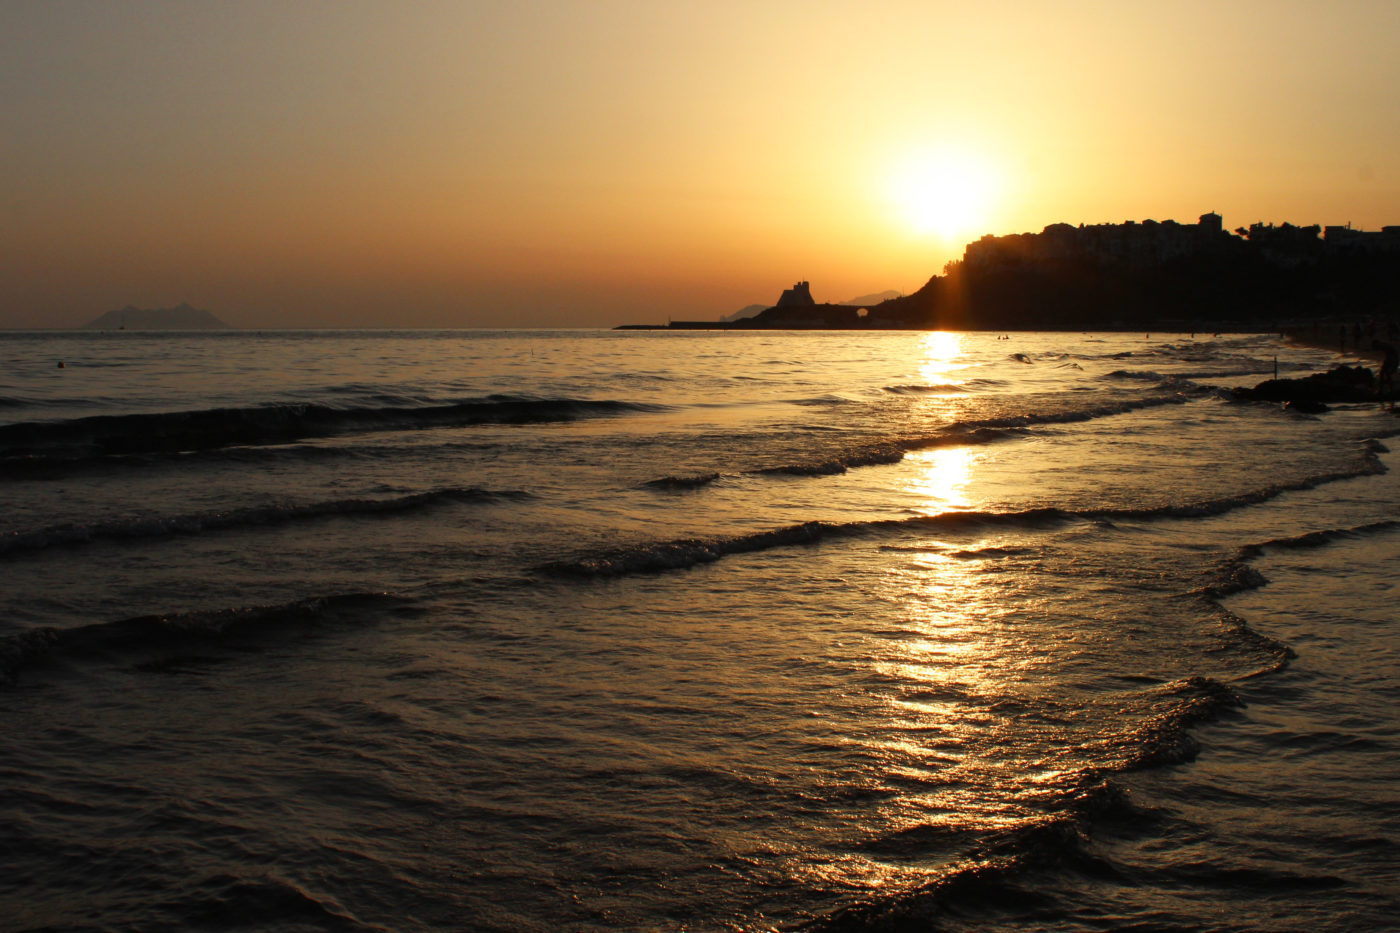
3,0,1399,328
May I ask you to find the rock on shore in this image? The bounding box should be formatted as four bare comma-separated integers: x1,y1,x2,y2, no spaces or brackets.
1233,364,1382,412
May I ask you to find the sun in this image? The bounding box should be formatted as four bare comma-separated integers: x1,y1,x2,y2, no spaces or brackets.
890,150,998,241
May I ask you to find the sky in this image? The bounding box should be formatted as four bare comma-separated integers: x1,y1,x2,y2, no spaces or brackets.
3,0,1399,329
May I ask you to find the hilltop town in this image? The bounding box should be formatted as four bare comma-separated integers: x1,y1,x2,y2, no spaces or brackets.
959,212,1400,273
622,213,1400,331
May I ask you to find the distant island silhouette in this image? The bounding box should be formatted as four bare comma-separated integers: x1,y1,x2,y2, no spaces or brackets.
619,213,1400,331
81,302,230,330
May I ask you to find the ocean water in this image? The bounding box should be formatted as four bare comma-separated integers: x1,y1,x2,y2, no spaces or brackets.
1,328,1396,932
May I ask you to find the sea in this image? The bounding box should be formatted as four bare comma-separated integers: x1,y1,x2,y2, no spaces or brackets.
1,328,1397,933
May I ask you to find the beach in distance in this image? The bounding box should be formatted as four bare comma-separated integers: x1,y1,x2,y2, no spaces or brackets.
2,328,1398,932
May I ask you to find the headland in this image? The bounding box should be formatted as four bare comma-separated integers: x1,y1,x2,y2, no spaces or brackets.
618,213,1400,332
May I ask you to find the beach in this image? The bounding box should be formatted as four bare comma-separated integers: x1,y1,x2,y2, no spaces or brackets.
2,329,1397,931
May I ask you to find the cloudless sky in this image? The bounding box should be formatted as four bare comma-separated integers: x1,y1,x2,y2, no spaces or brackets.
3,0,1398,328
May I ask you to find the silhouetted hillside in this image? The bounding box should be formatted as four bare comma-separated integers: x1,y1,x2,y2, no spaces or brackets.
751,214,1400,330
867,247,1400,331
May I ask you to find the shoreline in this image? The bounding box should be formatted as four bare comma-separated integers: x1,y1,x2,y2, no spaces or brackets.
1282,323,1394,362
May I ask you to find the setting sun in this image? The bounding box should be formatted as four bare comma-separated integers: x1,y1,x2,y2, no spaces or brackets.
890,149,1000,241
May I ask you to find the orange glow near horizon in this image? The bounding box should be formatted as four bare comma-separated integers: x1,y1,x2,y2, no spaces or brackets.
2,1,1399,328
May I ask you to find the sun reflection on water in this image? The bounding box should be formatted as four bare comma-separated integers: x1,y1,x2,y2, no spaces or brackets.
855,378,1063,863
904,446,978,512
863,548,1055,845
917,331,968,388
786,329,1069,893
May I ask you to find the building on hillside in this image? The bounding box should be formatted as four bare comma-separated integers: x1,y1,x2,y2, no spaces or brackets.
960,212,1230,272
1323,224,1400,254
775,281,815,307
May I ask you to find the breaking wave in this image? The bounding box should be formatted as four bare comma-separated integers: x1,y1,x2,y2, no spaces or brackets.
538,509,1077,577
949,391,1200,431
0,487,525,557
1243,518,1400,556
1193,515,1400,676
689,390,1197,483
819,504,1400,930
578,393,1203,492
0,592,404,688
638,429,1014,488
882,384,967,395
0,396,665,460
749,427,1014,477
814,679,1244,932
550,448,1386,578
753,444,909,476
641,473,722,491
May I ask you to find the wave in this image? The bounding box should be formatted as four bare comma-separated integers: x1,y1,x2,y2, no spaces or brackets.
948,391,1201,433
1113,676,1245,770
551,446,1386,578
818,817,1094,931
751,428,1011,477
0,396,665,460
0,592,403,688
1214,606,1296,676
882,384,967,395
816,679,1244,931
1193,515,1400,675
1243,518,1400,557
539,521,836,576
157,873,379,933
638,428,1014,488
632,394,1205,492
753,444,908,477
789,395,854,407
641,473,721,491
539,509,1086,577
1103,368,1172,382
0,487,524,557
1104,367,1288,387
0,435,517,480
749,394,1197,482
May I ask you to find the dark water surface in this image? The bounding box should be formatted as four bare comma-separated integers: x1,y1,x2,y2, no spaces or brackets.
1,330,1396,931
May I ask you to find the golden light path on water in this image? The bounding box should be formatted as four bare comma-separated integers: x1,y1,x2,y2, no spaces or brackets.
873,330,1080,874
917,331,968,388
800,330,1066,896
905,446,978,512
909,331,980,514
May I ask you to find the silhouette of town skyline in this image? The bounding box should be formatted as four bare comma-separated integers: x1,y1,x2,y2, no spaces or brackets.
623,212,1400,332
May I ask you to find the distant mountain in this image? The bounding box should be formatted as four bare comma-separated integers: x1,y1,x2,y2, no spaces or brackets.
721,304,770,322
838,290,902,307
723,290,900,321
81,302,230,330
